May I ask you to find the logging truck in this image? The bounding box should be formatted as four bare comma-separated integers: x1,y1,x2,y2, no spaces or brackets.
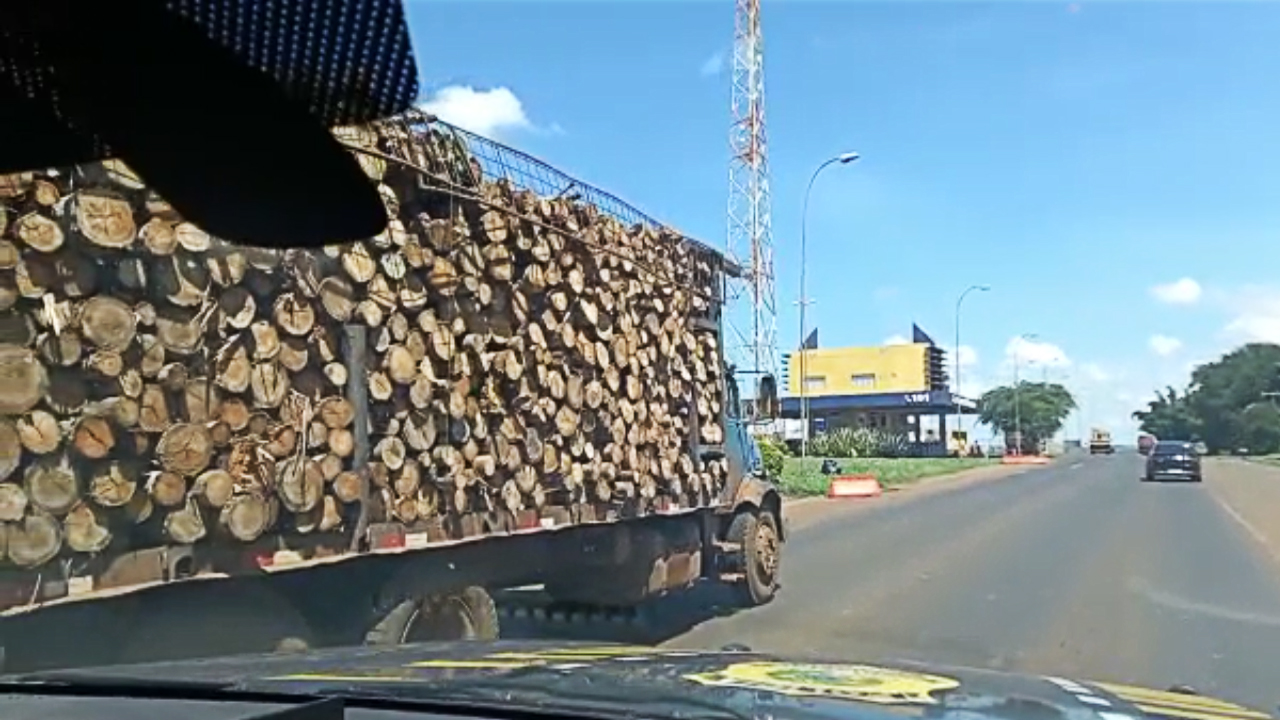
0,110,784,672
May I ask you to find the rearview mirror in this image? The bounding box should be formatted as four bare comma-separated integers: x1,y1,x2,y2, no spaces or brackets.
757,374,779,419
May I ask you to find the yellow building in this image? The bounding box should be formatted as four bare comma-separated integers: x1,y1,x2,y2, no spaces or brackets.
780,325,975,455
783,344,936,397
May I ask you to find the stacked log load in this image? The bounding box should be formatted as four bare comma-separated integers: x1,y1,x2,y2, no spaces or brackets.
0,110,730,569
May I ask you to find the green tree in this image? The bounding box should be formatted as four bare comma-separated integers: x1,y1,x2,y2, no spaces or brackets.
978,382,1077,452
1188,343,1280,453
1131,343,1280,454
1131,386,1200,441
1237,401,1280,454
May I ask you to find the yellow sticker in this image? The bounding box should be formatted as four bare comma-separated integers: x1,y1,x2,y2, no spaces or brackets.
489,647,658,661
685,662,960,704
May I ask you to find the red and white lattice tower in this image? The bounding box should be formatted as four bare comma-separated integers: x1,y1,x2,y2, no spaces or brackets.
726,0,776,389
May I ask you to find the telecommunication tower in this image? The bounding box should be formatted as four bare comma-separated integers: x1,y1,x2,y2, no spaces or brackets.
725,0,777,392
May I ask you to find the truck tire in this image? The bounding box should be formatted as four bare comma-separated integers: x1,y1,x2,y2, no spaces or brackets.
366,586,500,645
727,509,780,606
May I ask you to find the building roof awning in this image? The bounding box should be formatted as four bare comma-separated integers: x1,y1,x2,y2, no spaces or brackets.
780,390,977,417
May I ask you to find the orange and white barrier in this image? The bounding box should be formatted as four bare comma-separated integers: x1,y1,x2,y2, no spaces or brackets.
827,474,883,499
1001,454,1051,465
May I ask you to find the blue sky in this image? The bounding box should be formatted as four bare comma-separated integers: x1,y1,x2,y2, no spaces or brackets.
404,1,1280,440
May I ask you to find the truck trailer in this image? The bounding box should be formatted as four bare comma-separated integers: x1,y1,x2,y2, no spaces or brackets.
1089,428,1115,455
0,111,783,672
1137,433,1156,456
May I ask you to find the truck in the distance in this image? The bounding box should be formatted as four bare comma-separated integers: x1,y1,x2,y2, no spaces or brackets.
1137,433,1156,456
0,111,783,672
1089,428,1115,455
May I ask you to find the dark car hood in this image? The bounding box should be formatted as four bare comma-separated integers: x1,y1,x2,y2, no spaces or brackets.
13,640,1274,720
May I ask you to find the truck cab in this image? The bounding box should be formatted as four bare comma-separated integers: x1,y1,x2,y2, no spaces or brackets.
714,370,784,605
722,371,767,481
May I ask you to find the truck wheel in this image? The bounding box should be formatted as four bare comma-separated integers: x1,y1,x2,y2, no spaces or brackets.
727,510,780,606
366,586,500,645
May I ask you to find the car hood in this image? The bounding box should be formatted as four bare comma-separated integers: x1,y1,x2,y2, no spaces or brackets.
14,640,1274,720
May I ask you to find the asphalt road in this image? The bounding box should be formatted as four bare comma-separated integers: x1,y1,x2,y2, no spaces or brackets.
665,453,1280,710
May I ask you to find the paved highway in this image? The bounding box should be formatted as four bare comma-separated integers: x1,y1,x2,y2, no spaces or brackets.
660,453,1280,710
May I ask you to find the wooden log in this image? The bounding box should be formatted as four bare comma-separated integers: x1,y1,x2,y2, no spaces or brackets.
0,482,28,521
9,508,62,567
164,497,207,544
274,292,316,337
15,213,63,253
147,471,187,508
17,410,60,455
75,192,136,249
192,468,234,509
64,501,112,553
80,296,137,352
220,493,273,541
0,421,19,484
72,414,116,459
250,362,289,408
0,345,46,414
277,455,324,513
89,461,138,507
156,423,213,476
24,454,79,515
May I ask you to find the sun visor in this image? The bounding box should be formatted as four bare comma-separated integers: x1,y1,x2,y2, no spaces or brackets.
0,0,420,248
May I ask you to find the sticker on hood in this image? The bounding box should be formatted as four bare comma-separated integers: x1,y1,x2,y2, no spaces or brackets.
685,661,960,704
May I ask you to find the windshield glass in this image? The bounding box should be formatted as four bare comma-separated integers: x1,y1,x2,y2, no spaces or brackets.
5,1,1280,717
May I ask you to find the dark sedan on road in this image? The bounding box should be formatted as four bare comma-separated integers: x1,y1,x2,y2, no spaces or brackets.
1144,440,1203,482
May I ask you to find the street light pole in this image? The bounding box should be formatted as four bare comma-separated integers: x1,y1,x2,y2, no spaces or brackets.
953,284,990,444
1012,332,1037,455
799,151,859,459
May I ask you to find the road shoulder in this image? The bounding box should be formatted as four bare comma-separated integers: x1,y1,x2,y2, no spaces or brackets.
1204,457,1280,567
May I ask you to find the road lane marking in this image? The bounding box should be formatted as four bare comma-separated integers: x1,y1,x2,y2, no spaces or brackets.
1127,577,1280,628
1069,462,1083,470
1206,489,1280,565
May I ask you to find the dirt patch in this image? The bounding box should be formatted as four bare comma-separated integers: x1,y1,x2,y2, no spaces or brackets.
781,461,1040,533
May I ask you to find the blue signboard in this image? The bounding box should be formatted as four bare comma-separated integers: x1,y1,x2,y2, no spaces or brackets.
814,418,827,432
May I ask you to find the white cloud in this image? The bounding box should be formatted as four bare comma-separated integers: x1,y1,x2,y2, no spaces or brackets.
699,51,725,77
1150,277,1202,305
872,286,900,303
419,86,532,139
1079,361,1111,382
883,334,909,345
1005,335,1070,368
955,345,978,368
1223,286,1280,344
1148,334,1183,357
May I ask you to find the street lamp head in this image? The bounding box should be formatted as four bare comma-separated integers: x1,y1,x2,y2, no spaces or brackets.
837,151,861,164
976,285,991,292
